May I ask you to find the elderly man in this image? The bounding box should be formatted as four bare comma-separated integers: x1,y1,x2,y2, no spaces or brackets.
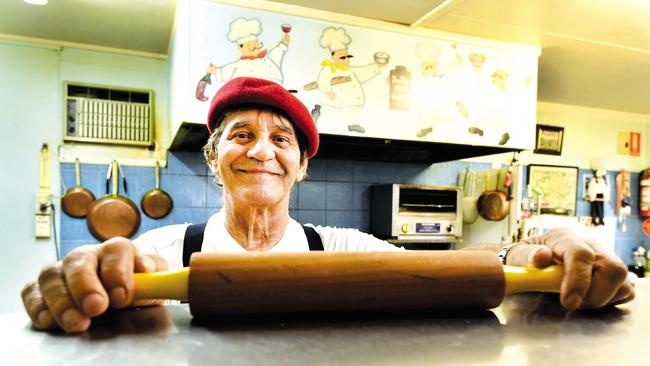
22,77,633,333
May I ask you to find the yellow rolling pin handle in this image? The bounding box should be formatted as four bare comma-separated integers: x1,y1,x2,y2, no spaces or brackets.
133,267,189,301
504,265,564,295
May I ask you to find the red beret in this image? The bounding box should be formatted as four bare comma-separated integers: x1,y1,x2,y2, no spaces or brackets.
207,77,319,158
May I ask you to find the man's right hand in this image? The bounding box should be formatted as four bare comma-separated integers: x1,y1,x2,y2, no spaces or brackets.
21,237,168,333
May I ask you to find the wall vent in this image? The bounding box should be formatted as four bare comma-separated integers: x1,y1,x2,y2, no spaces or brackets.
64,82,154,146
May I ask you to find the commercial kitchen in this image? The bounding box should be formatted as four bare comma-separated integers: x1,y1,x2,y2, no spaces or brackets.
1,0,650,364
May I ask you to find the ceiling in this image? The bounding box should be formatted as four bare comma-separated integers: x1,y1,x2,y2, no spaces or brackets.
1,0,649,114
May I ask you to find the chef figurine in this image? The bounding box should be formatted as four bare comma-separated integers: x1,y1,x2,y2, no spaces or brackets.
312,27,386,134
586,157,610,226
198,17,290,100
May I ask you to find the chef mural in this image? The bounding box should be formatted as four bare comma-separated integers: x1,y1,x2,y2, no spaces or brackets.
411,42,465,138
195,17,291,101
304,27,389,134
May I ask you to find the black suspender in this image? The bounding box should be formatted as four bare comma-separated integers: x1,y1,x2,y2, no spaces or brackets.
182,223,323,266
182,222,207,267
302,225,324,251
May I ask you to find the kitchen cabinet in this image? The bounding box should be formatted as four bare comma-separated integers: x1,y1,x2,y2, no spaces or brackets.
169,0,540,161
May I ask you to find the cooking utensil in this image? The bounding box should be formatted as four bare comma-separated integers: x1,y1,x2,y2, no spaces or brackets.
133,251,563,317
61,158,96,218
86,160,140,241
140,161,173,219
477,170,510,221
461,170,479,224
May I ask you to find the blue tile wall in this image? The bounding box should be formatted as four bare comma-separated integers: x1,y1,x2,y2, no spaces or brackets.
60,153,646,264
59,152,488,256
60,152,222,256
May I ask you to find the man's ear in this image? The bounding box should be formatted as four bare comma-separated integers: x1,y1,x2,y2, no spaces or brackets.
296,158,309,183
208,155,220,177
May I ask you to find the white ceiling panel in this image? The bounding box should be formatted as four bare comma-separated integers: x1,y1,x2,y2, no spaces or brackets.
0,0,176,54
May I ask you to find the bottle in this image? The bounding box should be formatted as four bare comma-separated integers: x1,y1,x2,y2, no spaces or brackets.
631,246,646,278
520,184,532,213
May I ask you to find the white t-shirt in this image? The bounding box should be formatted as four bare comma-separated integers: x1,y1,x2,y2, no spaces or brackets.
133,209,402,270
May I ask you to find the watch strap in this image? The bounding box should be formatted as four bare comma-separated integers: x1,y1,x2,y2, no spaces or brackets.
497,243,519,265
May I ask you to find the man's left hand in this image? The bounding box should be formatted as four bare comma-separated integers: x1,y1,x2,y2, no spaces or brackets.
505,228,635,310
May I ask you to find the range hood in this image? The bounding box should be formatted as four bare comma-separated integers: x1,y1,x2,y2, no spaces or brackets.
167,1,538,164
169,122,520,164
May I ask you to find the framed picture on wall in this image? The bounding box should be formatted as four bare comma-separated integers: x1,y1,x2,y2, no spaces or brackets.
534,124,564,155
527,164,578,215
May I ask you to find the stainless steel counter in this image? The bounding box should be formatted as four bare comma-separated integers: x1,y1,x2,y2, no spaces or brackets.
3,281,649,365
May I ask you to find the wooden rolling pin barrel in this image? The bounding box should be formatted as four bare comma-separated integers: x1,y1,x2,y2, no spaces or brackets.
134,251,563,317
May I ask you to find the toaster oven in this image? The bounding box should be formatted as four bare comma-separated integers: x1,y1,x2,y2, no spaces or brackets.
370,184,462,243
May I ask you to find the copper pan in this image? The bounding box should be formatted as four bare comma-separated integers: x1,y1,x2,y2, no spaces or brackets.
61,158,95,218
140,161,173,219
86,161,140,241
477,169,510,222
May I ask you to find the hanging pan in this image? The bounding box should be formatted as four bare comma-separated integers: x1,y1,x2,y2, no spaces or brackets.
477,169,510,221
61,158,95,218
141,161,173,219
86,160,140,241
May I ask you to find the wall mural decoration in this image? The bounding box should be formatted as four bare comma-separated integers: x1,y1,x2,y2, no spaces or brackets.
186,0,538,149
196,16,291,100
307,27,387,134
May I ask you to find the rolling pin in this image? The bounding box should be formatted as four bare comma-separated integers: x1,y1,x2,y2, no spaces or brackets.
133,251,563,317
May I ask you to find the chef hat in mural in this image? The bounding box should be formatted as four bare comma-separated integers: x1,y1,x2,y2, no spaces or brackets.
228,17,262,44
319,27,351,53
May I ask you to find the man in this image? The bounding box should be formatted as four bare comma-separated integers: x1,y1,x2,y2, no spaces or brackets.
22,77,634,333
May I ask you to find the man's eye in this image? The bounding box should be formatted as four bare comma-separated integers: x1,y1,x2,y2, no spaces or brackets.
274,136,290,143
233,132,250,139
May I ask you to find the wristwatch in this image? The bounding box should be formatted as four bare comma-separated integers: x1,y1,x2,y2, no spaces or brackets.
497,243,518,265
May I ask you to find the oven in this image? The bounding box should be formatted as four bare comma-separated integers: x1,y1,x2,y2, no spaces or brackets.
370,184,462,246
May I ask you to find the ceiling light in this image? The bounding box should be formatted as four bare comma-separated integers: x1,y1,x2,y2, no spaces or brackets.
24,0,48,5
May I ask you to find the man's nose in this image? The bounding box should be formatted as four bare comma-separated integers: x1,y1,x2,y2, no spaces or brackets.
247,137,274,161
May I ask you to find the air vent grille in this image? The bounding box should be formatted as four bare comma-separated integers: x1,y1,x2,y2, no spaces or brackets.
64,82,154,146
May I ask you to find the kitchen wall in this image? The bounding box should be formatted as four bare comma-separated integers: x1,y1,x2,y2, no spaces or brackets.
59,154,648,267
2,38,650,314
58,154,492,254
0,41,168,313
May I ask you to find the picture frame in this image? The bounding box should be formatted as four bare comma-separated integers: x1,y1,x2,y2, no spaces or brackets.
534,124,564,155
527,164,579,215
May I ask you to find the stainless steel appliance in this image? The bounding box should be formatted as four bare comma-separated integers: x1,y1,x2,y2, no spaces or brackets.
371,184,462,245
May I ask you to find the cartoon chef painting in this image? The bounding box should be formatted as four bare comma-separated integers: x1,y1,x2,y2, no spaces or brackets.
307,27,387,134
412,42,462,138
195,17,290,101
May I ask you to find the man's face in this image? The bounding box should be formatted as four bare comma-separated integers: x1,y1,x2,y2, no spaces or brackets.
212,109,307,209
239,39,263,58
332,50,352,68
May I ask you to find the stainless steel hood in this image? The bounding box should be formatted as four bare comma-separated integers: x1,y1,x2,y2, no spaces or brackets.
169,121,520,164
